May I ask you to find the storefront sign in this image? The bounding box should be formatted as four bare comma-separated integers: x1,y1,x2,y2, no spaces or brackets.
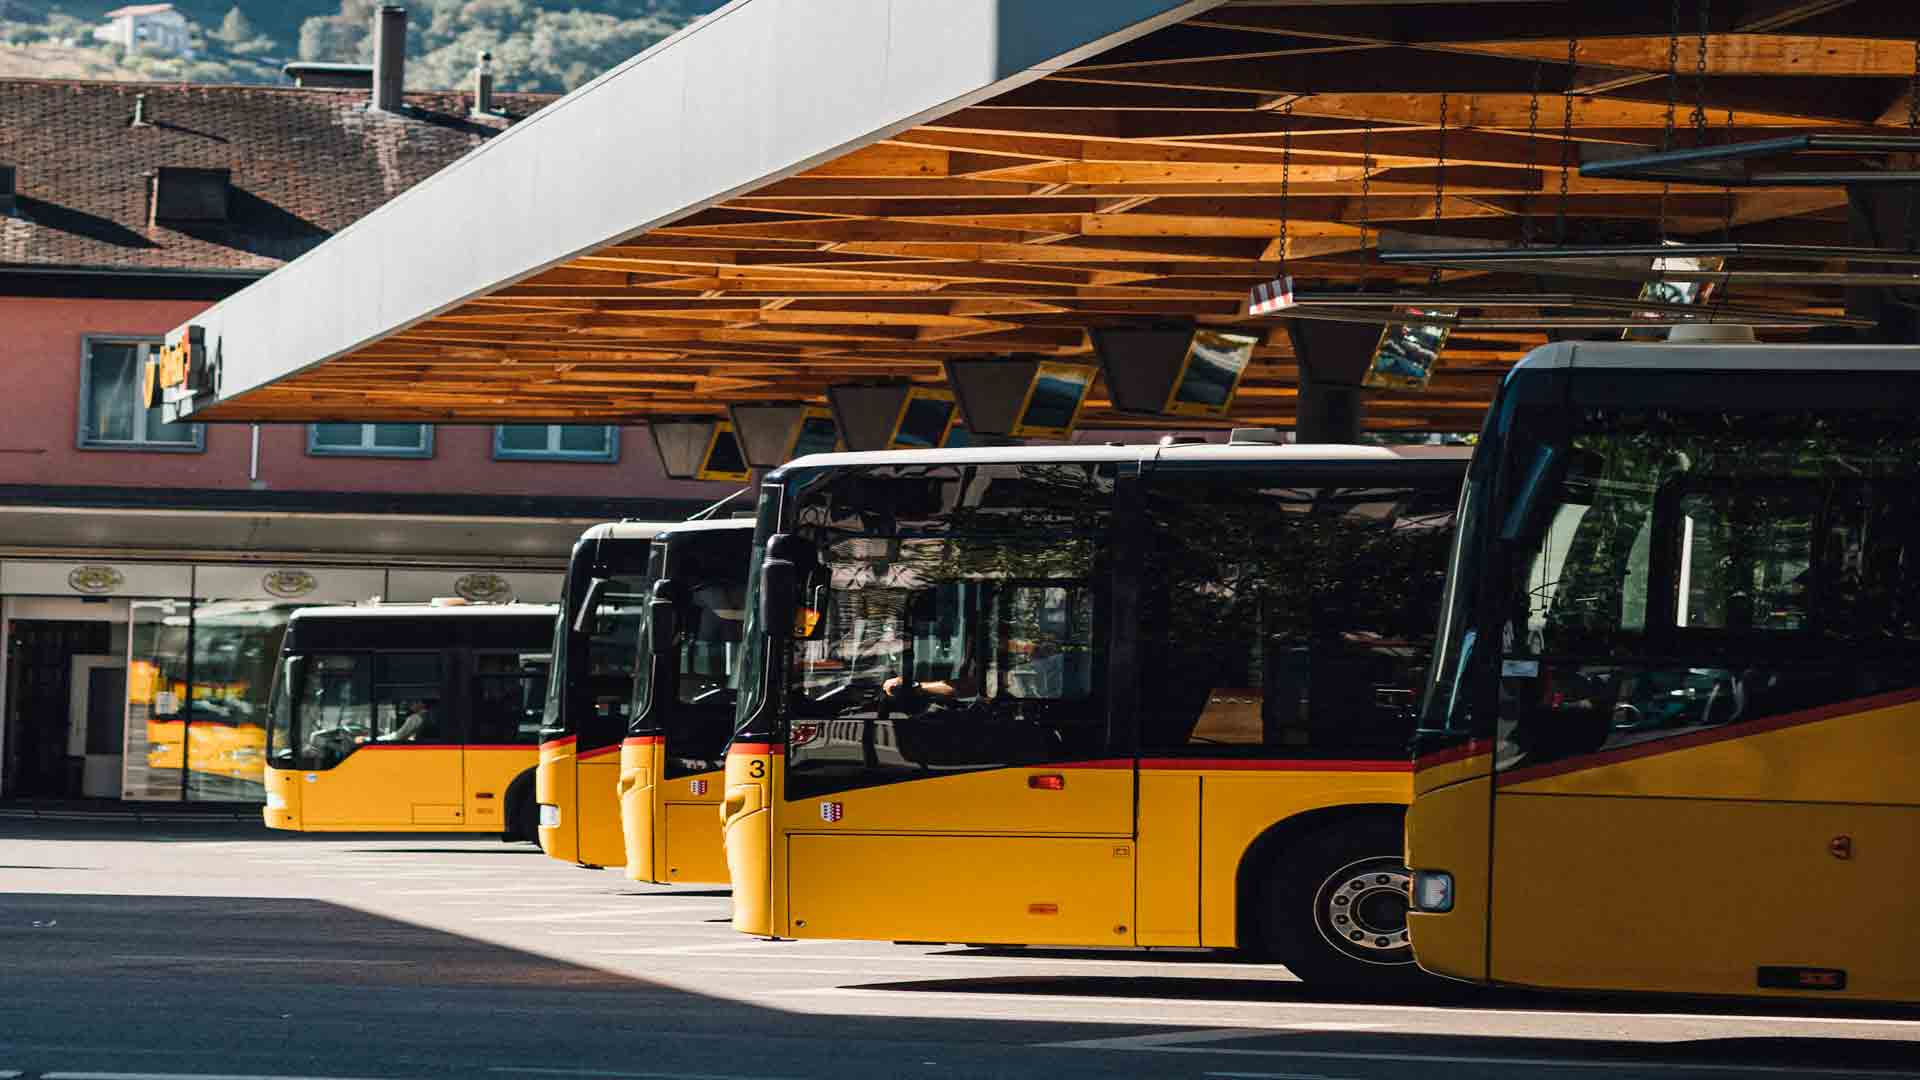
261,569,319,599
454,572,514,603
67,565,126,594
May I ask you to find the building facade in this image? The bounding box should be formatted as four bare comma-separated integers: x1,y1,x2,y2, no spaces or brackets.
93,4,193,57
0,78,740,803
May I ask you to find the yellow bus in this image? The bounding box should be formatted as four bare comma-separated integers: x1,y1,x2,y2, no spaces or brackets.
537,522,665,867
263,602,554,836
723,440,1466,986
620,518,755,885
1406,341,1920,1004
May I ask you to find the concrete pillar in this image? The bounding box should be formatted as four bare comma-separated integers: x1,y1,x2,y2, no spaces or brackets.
1283,319,1377,444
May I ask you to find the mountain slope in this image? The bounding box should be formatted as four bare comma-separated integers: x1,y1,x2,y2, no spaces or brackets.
0,1,725,91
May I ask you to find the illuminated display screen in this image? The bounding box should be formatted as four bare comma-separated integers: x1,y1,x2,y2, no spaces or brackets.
700,423,750,480
1363,313,1451,392
789,411,839,458
892,393,956,450
1167,330,1258,415
1017,364,1093,435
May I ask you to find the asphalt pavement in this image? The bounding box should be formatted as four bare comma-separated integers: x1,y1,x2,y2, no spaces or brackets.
0,818,1915,1080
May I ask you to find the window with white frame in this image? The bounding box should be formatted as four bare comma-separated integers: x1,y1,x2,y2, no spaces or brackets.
493,424,619,463
78,337,204,451
308,423,433,458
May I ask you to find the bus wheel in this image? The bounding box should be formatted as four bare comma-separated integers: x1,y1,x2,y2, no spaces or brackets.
1258,817,1431,991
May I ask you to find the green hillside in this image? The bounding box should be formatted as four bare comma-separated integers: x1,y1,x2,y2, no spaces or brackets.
0,1,724,91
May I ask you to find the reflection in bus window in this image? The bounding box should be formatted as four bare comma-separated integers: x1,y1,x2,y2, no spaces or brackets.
783,463,1113,798
473,652,550,745
1499,410,1920,769
1138,478,1458,758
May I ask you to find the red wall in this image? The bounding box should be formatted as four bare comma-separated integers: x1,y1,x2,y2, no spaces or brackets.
0,297,742,503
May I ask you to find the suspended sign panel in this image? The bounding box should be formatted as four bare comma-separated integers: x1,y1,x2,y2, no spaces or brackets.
650,420,715,479
828,385,958,451
945,358,1095,438
1091,323,1260,417
1362,314,1452,392
699,422,752,482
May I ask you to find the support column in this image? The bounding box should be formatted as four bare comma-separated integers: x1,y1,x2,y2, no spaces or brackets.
1284,319,1377,444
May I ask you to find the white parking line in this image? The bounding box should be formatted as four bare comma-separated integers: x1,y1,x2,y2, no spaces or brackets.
489,1067,804,1080
47,1073,407,1080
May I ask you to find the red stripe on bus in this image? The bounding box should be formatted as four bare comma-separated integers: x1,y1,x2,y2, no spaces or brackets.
1415,739,1493,769
1141,757,1411,773
539,735,577,752
578,745,622,761
623,736,663,748
1495,686,1920,788
729,742,783,756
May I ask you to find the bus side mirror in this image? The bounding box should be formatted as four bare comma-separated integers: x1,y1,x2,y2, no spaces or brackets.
649,587,679,655
1498,446,1561,544
760,559,797,640
572,577,610,634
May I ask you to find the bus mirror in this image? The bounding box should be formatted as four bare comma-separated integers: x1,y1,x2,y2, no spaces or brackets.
1498,446,1561,544
572,577,611,634
649,594,679,654
760,559,798,639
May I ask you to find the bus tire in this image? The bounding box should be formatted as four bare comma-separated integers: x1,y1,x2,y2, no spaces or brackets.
1257,815,1432,992
504,773,537,843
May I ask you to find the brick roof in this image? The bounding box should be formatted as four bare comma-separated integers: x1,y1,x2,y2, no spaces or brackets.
0,79,555,275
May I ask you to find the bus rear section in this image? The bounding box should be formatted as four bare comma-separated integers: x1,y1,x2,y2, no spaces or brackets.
263,603,553,836
537,523,663,868
726,444,1465,986
622,519,753,885
1407,342,1920,1004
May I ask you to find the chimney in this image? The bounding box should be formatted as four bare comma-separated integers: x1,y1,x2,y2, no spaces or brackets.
372,5,407,113
471,50,496,116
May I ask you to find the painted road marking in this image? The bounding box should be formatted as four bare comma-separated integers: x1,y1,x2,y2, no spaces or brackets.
1035,1037,1920,1077
495,1060,802,1068
47,1073,407,1080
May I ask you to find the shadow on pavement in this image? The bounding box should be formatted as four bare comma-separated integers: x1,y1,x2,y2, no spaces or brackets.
0,892,1913,1080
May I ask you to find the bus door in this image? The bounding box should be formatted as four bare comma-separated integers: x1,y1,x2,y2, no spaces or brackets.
778,462,1134,947
1486,434,1920,999
299,650,462,827
465,648,548,831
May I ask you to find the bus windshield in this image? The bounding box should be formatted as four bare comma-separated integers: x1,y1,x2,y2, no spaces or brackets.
1485,406,1920,770
774,462,1112,798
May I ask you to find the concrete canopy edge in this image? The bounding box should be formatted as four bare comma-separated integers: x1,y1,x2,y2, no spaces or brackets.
171,0,1228,424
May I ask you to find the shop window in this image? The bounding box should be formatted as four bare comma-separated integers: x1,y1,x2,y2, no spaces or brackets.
78,338,204,451
308,423,433,458
493,424,618,462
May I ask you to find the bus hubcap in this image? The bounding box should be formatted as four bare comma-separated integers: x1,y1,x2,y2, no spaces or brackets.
1314,856,1413,964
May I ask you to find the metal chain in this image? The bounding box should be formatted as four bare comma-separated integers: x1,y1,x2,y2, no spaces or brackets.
1908,41,1918,251
1434,91,1448,225
1665,0,1681,152
1690,0,1711,145
1722,106,1736,244
1279,101,1293,267
1559,29,1577,243
1360,119,1373,266
1520,61,1542,247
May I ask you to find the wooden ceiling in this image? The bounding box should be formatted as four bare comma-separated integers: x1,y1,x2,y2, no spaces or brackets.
208,0,1920,433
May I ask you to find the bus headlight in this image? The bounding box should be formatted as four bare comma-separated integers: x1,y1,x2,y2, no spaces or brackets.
1412,870,1454,913
538,804,560,829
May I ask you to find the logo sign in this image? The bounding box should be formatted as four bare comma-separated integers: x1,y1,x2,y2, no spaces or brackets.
690,779,708,796
819,801,844,823
261,569,318,599
454,572,514,604
147,324,210,407
67,565,125,595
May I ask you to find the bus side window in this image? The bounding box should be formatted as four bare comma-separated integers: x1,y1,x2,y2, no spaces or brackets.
472,652,547,745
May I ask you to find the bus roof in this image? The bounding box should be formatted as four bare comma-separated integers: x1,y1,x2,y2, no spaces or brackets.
776,441,1467,477
289,603,559,620
656,517,757,538
1516,342,1920,372
577,520,679,542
